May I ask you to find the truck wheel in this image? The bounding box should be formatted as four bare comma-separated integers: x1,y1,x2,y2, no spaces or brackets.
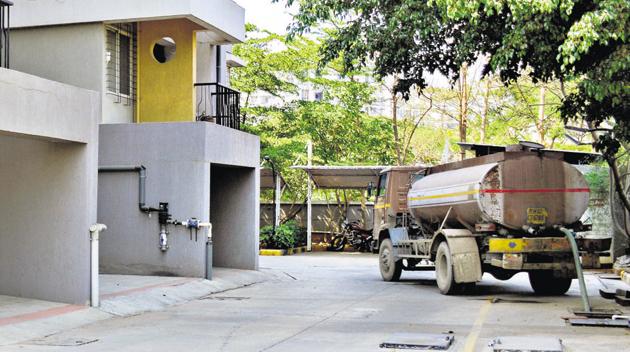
379,239,402,282
529,271,572,295
435,241,462,295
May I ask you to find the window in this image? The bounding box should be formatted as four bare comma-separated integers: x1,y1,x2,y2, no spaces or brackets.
377,174,388,197
106,24,136,101
314,91,323,101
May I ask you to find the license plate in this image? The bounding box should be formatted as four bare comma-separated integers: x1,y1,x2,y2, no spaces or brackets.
527,208,548,225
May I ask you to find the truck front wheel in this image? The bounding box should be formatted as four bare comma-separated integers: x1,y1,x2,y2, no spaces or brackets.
528,271,572,295
379,239,402,282
435,241,464,295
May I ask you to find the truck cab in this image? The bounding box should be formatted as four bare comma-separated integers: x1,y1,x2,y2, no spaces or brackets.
372,166,424,248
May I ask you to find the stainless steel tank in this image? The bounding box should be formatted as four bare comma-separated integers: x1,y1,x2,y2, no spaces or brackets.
407,154,590,230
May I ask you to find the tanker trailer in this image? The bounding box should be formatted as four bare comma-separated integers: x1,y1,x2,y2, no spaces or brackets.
373,145,592,295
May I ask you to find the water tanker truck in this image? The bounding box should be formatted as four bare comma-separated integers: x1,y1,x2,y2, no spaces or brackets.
371,142,597,295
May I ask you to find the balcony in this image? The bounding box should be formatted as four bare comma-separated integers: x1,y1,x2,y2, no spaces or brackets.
0,0,12,69
195,83,241,130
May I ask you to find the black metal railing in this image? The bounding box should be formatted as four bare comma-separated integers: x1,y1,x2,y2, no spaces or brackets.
195,82,241,130
0,0,12,69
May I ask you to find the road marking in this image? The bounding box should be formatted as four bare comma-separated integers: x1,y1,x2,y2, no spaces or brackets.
463,298,493,352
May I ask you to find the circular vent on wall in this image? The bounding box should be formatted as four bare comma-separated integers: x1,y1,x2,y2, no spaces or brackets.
153,37,176,63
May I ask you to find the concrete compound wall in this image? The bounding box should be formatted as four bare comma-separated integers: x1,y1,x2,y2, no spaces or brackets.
98,122,259,277
261,203,374,234
0,69,100,305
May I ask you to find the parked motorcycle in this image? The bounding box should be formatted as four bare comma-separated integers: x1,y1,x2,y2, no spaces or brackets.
328,220,375,252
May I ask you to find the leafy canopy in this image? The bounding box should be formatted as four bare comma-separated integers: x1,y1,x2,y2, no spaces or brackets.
232,27,398,201
276,0,629,157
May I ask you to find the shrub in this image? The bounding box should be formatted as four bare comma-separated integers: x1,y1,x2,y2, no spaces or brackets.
260,220,306,249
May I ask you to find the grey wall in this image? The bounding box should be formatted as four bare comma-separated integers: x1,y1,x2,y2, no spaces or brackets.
98,122,259,276
212,165,259,270
0,67,99,143
10,23,134,124
261,203,374,233
10,24,104,93
0,69,100,305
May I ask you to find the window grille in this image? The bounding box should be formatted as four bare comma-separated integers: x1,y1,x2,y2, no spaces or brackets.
105,23,137,105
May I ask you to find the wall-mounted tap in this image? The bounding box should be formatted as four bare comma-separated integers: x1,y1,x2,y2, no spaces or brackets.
158,203,171,252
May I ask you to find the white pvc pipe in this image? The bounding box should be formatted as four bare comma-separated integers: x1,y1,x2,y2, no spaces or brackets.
89,224,107,308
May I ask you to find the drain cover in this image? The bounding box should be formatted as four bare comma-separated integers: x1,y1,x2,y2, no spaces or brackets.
380,333,454,350
489,336,563,352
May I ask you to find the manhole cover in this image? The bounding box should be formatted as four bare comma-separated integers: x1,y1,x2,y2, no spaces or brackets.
489,336,563,352
380,333,454,350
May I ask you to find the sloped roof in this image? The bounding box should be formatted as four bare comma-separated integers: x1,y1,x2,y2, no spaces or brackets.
292,166,387,189
260,168,287,190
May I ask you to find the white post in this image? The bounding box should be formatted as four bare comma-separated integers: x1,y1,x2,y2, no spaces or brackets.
275,174,281,229
307,141,313,252
89,224,107,308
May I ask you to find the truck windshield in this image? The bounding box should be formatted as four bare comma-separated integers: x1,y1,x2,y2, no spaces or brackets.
377,174,387,197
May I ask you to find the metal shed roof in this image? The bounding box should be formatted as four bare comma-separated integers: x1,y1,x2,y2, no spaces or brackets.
458,142,602,165
260,168,287,190
292,166,387,189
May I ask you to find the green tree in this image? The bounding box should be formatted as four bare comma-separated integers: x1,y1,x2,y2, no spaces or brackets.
276,0,630,212
232,27,398,208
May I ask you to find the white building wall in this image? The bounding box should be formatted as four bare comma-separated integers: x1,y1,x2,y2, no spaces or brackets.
0,68,100,305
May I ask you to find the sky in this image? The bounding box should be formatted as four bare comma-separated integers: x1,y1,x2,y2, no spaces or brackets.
234,0,295,34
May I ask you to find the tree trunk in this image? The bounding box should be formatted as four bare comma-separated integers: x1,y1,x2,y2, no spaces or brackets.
538,85,546,145
458,64,469,160
480,78,491,143
391,88,403,165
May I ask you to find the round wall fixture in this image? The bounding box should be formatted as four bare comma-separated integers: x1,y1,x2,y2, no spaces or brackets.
153,37,176,63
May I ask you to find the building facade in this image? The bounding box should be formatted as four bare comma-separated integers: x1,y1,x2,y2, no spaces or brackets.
7,0,259,301
1,0,101,305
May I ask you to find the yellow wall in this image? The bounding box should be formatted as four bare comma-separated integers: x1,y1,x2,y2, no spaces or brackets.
137,19,200,123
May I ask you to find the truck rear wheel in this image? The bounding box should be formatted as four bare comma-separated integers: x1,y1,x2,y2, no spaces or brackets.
435,241,463,295
529,271,572,295
379,239,402,282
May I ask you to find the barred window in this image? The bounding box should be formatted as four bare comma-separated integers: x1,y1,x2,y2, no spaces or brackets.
106,24,136,103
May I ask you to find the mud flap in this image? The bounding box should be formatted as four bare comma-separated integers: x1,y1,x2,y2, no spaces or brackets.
442,230,482,284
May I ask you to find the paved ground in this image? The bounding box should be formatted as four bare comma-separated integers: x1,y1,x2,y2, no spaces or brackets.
0,268,267,346
2,252,630,352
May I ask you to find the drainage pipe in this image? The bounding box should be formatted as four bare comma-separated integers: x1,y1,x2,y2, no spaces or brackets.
557,226,592,313
89,223,107,308
206,223,213,280
98,166,160,213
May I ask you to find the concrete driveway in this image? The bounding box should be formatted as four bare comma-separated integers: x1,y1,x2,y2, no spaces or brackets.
3,252,629,351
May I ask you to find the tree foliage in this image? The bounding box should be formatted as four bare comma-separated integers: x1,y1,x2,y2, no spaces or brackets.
232,27,398,203
277,0,628,157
